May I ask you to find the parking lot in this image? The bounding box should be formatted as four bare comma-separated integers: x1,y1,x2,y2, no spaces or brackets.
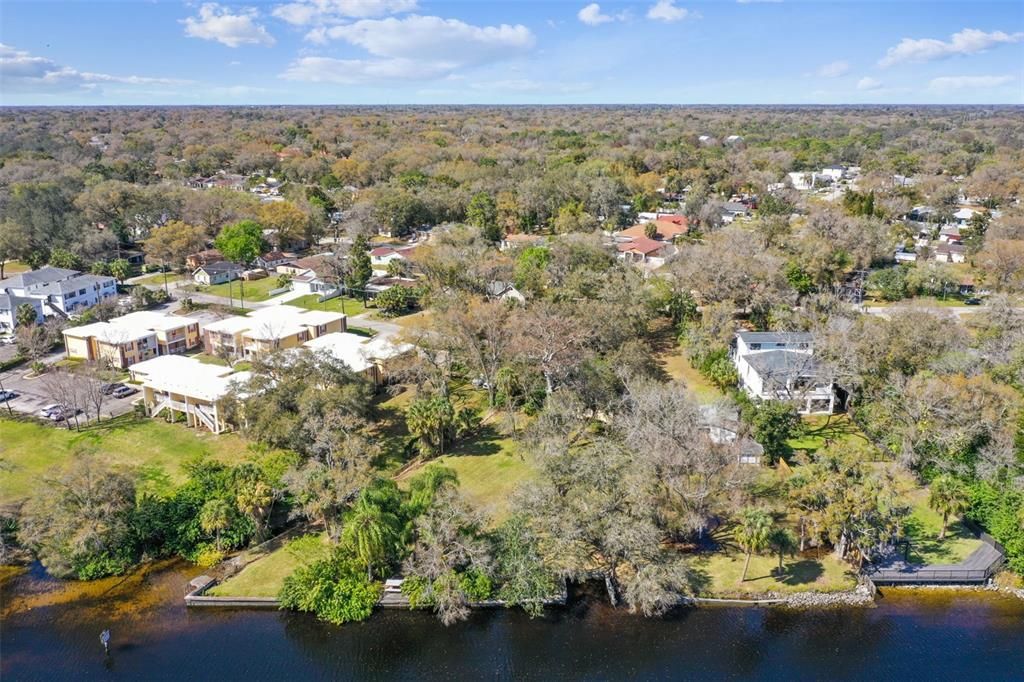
0,363,141,424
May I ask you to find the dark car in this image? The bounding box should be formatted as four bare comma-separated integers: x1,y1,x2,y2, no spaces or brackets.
111,385,138,399
965,297,983,305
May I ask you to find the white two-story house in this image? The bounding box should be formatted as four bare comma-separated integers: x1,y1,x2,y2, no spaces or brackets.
732,331,835,414
0,266,118,319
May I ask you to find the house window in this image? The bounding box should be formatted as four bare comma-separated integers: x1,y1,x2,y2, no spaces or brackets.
79,289,86,296
749,343,761,350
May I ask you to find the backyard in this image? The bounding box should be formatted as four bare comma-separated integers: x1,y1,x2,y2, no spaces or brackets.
902,484,983,565
208,533,330,598
692,549,858,597
0,415,265,506
787,414,878,458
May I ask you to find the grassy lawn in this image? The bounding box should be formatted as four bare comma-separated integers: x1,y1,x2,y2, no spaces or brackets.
787,414,878,458
134,272,184,287
902,486,982,565
431,429,534,523
208,533,330,598
393,390,536,523
200,277,283,303
657,346,725,404
288,294,368,317
0,416,265,506
1,260,31,279
692,550,858,597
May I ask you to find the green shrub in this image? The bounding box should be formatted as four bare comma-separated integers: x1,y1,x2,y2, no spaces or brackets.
279,552,382,624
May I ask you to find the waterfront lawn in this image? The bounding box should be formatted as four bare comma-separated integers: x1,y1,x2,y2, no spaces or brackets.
287,294,367,317
201,277,282,303
395,402,536,523
0,415,262,506
903,486,982,565
432,430,534,523
692,550,858,597
209,533,330,598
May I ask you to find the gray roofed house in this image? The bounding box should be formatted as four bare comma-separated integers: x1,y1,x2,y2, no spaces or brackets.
485,281,526,303
1,267,118,316
1,266,79,293
699,404,765,465
733,331,834,414
735,331,812,347
0,293,44,330
193,261,243,286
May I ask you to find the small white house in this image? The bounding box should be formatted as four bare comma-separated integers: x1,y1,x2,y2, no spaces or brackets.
787,172,814,191
733,331,835,414
193,262,242,286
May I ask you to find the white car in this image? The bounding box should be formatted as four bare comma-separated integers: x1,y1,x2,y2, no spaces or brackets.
39,403,62,417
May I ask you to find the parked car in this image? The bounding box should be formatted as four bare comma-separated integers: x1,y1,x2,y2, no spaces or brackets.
39,403,62,417
101,382,126,395
111,385,138,399
48,406,81,422
965,297,983,305
0,389,18,401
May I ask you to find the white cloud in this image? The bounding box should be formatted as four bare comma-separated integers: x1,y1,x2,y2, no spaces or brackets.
578,3,612,26
285,15,534,85
0,43,189,93
856,76,882,91
182,4,276,48
647,0,691,22
272,0,416,26
879,28,1024,68
309,15,534,62
816,60,850,78
929,75,1015,92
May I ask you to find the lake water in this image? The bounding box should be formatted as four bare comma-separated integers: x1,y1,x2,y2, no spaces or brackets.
3,561,1024,681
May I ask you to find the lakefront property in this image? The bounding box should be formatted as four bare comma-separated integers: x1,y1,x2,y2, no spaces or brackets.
3,6,1024,672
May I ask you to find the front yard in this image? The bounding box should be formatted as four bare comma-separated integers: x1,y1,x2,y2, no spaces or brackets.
287,294,368,317
200,277,285,303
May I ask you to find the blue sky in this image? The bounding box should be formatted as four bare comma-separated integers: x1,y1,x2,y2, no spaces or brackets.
1,1,1022,104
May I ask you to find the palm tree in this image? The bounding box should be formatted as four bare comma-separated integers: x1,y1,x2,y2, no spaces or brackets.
236,480,273,543
928,475,968,540
769,527,798,574
199,499,233,551
343,497,400,580
733,507,775,582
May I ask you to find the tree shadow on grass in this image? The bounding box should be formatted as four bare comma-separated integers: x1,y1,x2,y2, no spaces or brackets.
447,424,505,458
778,559,825,586
136,463,173,495
903,516,975,565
